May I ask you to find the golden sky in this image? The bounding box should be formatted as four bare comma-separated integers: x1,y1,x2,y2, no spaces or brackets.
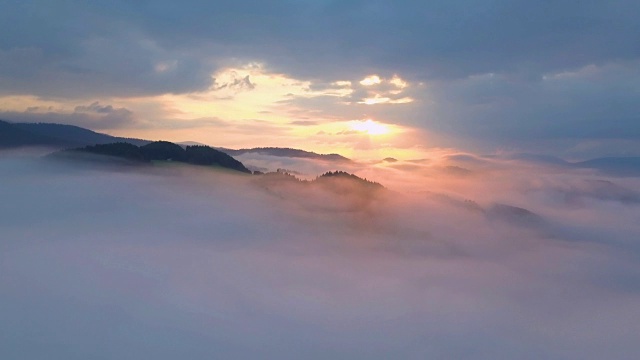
1,63,431,160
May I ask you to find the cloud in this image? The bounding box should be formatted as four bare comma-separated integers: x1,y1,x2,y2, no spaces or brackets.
2,1,639,95
531,179,640,206
1,152,640,358
401,61,640,155
274,74,419,130
290,120,319,126
0,6,216,98
1,0,640,157
74,101,131,115
0,102,135,129
214,74,256,92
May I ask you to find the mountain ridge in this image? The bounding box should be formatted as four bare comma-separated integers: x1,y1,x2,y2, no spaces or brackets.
220,147,351,162
510,152,640,176
0,120,149,148
1,120,352,163
53,141,252,173
7,120,639,178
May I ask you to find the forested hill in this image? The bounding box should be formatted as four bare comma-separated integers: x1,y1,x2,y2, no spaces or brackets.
56,141,251,173
0,119,64,148
315,171,384,189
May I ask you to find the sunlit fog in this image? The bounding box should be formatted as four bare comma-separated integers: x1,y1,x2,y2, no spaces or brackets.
2,151,639,359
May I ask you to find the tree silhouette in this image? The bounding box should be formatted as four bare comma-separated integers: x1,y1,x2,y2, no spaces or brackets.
185,145,251,173
65,141,251,173
141,141,186,161
77,142,145,161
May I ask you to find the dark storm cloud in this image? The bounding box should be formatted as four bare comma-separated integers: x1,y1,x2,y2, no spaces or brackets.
0,1,215,97
109,0,640,80
1,0,639,96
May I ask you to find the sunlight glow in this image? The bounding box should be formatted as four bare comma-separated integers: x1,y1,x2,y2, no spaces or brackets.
333,80,352,87
359,96,391,105
389,75,408,89
7,62,418,160
349,119,390,135
358,96,414,105
359,75,382,86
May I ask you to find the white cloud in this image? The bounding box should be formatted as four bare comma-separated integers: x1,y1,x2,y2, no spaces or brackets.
360,75,382,86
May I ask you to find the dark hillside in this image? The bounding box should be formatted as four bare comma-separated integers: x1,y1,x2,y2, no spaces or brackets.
0,120,67,148
13,123,149,147
55,141,251,173
141,141,186,161
185,145,251,173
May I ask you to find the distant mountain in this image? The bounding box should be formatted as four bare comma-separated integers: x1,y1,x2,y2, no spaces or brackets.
573,157,640,177
53,141,251,173
221,147,351,162
564,179,640,205
0,120,149,149
510,153,640,176
0,119,66,148
486,203,545,228
508,153,570,166
1,120,352,164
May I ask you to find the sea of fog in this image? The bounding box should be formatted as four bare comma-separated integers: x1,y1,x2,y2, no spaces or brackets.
1,150,640,359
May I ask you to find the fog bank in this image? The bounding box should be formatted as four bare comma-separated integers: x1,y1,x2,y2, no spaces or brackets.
1,153,639,359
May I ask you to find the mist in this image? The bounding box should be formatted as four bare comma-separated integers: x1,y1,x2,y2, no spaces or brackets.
1,151,639,359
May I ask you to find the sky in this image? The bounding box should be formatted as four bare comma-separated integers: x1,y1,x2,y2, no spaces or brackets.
2,0,640,160
3,3,640,357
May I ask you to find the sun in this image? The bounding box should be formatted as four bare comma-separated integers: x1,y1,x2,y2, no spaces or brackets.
349,119,390,135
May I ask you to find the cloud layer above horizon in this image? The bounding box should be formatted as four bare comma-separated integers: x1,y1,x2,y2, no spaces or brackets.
1,0,640,158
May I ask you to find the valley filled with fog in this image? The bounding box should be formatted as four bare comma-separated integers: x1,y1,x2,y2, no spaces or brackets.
2,151,639,359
